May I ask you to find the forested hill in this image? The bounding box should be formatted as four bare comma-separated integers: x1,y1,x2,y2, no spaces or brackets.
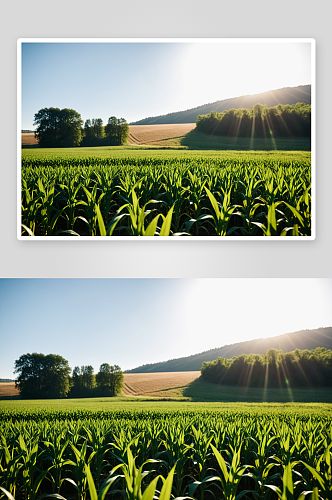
125,327,332,373
130,85,311,125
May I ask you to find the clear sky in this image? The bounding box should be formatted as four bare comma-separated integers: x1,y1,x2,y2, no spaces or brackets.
20,40,312,130
1,278,331,379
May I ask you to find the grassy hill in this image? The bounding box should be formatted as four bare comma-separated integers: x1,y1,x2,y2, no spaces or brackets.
131,85,311,125
126,327,332,373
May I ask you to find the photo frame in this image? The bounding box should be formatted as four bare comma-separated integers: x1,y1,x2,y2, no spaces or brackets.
18,38,315,240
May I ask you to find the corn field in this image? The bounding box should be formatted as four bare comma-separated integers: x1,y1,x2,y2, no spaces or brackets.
21,155,311,237
0,408,331,499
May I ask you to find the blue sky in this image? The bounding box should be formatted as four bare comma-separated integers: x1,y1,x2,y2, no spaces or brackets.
21,40,312,130
1,278,331,379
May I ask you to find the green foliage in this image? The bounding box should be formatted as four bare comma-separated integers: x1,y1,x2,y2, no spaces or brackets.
201,347,332,388
95,364,124,396
81,116,129,147
14,353,71,399
34,108,83,148
196,102,311,139
82,119,104,146
21,152,311,237
69,366,95,397
0,406,331,500
105,116,129,145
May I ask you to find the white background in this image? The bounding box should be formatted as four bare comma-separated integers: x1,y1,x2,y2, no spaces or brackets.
1,0,331,278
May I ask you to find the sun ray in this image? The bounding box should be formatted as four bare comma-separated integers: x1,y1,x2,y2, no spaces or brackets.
263,362,269,401
250,114,256,150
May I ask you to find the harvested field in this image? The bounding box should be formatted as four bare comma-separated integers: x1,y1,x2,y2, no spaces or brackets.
127,123,196,145
0,382,19,398
122,371,200,397
22,133,38,146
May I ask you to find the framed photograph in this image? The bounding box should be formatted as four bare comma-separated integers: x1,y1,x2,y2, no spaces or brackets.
18,38,315,239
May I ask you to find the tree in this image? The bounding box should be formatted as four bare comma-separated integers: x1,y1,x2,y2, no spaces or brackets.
96,363,124,396
105,116,129,145
92,118,104,140
84,119,93,142
71,365,94,392
34,107,83,147
14,353,71,399
117,118,129,145
81,365,94,390
82,118,104,146
195,103,311,139
72,366,82,391
104,116,117,143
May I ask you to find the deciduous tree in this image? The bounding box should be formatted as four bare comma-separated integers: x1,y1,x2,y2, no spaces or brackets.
71,365,94,392
14,353,71,399
105,116,129,145
34,107,83,147
92,118,104,140
96,363,124,396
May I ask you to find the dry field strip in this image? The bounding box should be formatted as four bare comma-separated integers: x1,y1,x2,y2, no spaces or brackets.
0,371,201,398
0,382,18,398
127,123,196,145
122,371,200,397
21,133,39,146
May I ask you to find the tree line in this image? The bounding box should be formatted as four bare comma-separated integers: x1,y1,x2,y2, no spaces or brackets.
33,108,129,148
14,353,124,399
196,102,311,139
200,347,332,388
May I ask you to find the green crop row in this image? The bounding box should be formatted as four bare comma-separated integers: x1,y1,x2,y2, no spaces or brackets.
1,409,331,499
21,155,311,237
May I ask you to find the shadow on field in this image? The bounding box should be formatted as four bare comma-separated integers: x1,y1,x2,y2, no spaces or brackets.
180,129,311,151
0,395,21,401
182,377,332,403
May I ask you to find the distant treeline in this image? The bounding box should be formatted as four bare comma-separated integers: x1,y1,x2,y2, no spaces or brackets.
196,102,311,139
201,347,332,388
68,364,123,398
33,108,129,148
14,353,124,399
0,379,14,383
81,116,129,147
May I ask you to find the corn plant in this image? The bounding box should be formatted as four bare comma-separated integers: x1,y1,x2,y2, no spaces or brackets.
204,187,241,236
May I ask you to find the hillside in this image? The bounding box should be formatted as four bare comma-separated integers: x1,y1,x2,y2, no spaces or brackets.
125,327,332,373
130,85,311,125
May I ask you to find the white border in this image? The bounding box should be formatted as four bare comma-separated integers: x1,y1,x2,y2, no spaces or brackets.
17,38,316,241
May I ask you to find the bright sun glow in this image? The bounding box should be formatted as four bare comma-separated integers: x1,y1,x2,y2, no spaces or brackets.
176,41,311,112
180,279,332,356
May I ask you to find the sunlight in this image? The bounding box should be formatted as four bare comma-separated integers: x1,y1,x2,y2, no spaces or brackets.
294,356,312,386
180,279,332,358
242,362,254,393
264,114,278,150
177,41,311,113
275,109,293,138
250,115,256,150
279,363,294,402
263,363,269,401
233,114,243,142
